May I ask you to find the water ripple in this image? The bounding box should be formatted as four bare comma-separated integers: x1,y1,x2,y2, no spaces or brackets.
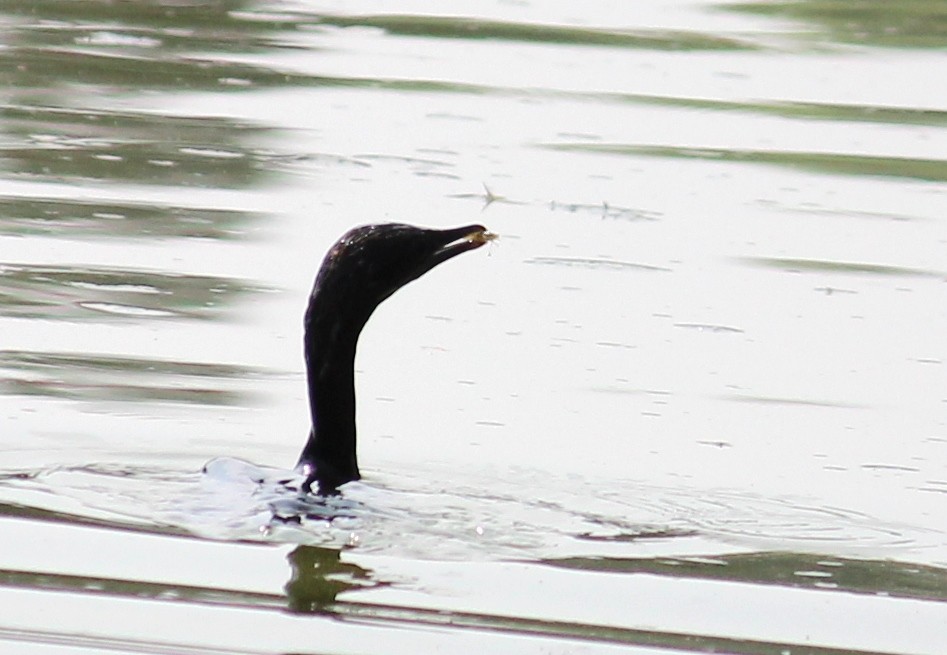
0,461,936,562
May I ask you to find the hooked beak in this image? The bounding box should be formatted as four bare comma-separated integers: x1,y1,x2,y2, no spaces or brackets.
428,224,496,268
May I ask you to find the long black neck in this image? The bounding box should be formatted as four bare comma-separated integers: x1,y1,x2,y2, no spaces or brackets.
297,297,369,494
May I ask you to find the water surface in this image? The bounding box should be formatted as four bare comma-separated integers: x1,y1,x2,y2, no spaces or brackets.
1,1,945,653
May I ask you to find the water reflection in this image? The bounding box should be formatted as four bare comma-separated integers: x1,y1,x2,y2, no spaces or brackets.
0,350,269,405
545,551,947,602
528,256,671,273
1,105,275,188
0,0,292,253
0,39,311,94
549,143,947,183
1,502,943,655
600,94,947,127
0,195,259,240
0,263,260,320
0,0,944,651
742,256,944,278
0,506,376,613
285,545,377,613
311,13,757,51
729,0,947,48
0,565,284,609
0,0,302,59
0,497,190,536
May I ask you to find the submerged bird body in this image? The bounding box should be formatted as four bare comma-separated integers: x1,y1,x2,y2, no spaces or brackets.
296,223,491,494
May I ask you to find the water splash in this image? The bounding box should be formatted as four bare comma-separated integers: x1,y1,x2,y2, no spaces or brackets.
0,460,938,562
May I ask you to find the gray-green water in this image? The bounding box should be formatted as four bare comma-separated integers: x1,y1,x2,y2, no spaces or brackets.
1,1,945,653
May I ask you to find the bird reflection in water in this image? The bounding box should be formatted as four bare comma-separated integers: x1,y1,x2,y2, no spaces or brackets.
284,544,380,613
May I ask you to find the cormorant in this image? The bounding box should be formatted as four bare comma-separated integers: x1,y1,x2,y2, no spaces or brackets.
296,223,493,494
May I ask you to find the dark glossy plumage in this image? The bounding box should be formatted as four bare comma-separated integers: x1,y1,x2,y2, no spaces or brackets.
296,223,491,494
